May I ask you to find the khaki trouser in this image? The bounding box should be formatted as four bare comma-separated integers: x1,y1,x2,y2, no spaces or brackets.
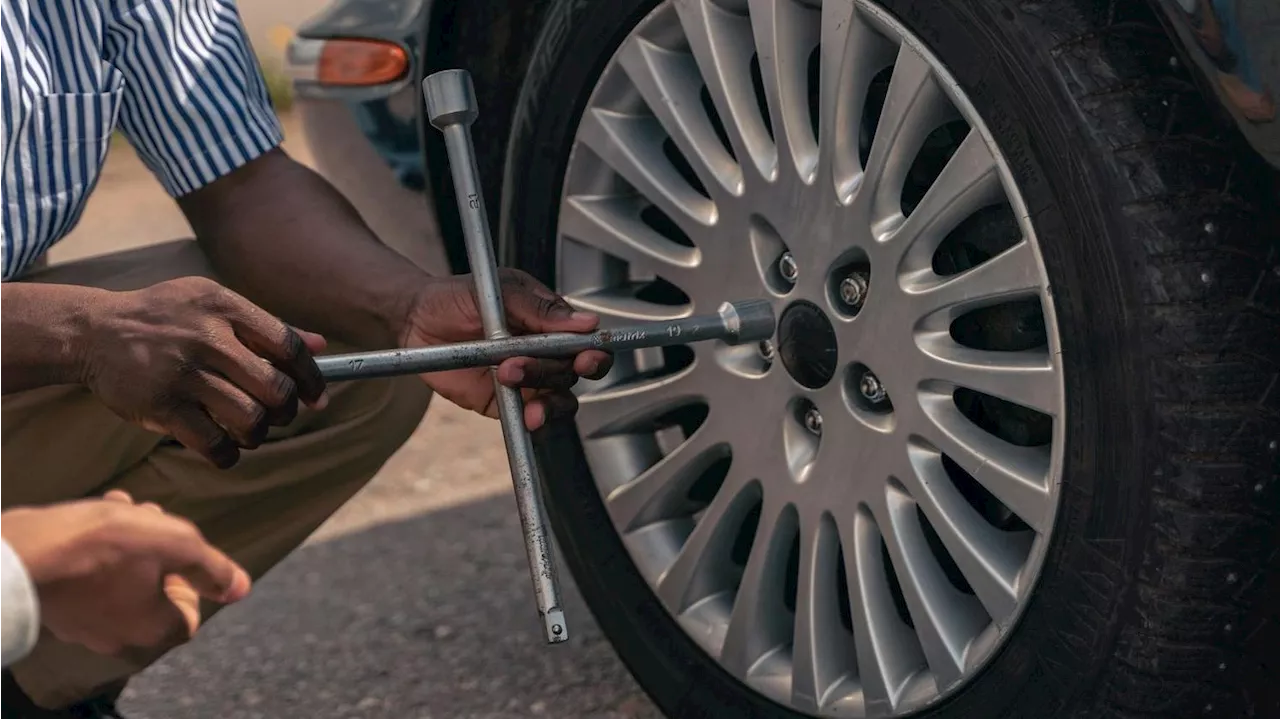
1,240,434,709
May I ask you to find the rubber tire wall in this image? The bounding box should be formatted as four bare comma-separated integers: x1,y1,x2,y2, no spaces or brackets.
419,0,553,275
499,0,1280,716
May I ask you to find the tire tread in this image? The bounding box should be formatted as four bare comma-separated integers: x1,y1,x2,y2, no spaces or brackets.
1020,1,1279,717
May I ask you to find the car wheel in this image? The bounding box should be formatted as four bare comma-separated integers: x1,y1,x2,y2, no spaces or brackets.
499,0,1280,716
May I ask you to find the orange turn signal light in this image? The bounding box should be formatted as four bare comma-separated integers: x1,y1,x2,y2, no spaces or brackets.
317,38,409,87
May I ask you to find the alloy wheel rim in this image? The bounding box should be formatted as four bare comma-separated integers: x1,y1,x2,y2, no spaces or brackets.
553,1,1066,716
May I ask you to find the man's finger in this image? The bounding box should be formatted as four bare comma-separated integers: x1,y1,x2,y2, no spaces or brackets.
291,325,327,354
203,343,304,425
495,357,578,391
573,350,612,380
168,407,240,469
226,304,327,407
499,276,598,334
189,371,271,449
523,391,579,430
163,575,203,639
103,490,134,504
153,521,252,605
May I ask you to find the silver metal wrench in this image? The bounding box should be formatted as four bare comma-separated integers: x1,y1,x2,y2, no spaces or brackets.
422,68,569,644
315,300,775,382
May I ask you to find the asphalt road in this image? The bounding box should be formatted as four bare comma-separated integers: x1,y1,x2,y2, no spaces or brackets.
117,402,663,719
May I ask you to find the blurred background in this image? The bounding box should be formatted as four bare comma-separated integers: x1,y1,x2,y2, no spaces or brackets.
56,3,661,718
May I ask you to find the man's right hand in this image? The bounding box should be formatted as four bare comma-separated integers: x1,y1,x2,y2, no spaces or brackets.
82,277,330,468
1,491,251,658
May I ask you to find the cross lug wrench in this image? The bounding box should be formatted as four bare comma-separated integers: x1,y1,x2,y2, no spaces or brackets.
308,69,777,644
421,68,570,644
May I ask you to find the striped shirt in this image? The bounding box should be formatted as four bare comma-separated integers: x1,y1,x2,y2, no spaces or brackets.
1,0,283,281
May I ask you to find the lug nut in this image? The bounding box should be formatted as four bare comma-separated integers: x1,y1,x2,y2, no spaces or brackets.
778,252,798,284
803,407,823,435
859,371,888,404
839,272,870,311
758,339,776,362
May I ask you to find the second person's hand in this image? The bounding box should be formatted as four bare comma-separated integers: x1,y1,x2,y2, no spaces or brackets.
1,490,250,659
399,269,614,430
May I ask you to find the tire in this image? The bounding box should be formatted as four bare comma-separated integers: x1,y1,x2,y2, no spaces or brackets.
499,1,1280,717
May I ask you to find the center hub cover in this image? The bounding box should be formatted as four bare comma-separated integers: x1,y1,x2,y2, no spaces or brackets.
777,301,838,389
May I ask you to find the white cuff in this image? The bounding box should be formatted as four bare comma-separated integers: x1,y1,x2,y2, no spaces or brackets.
1,537,40,668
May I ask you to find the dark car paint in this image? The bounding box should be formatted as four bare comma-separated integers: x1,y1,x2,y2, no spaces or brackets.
289,0,1279,275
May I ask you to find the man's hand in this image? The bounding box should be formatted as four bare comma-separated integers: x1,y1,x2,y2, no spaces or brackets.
1,491,250,658
401,269,614,430
81,277,330,468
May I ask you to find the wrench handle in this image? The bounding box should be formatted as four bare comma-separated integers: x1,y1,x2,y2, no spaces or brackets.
429,71,568,644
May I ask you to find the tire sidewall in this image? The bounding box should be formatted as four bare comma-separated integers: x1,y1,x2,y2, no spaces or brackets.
502,1,1152,717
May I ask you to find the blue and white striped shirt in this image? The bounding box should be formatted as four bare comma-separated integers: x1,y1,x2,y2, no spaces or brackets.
1,0,283,281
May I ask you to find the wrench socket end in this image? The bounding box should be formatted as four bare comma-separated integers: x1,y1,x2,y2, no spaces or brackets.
423,69,478,129
721,299,776,344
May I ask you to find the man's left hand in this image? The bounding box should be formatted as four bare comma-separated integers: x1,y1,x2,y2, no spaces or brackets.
400,269,614,430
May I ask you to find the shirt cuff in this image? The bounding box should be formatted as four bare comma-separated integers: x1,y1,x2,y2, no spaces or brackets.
158,112,286,198
1,537,41,668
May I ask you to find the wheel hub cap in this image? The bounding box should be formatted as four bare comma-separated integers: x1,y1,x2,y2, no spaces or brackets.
778,301,838,389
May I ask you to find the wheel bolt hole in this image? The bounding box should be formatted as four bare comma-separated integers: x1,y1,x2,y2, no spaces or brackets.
859,371,889,407
758,339,776,365
783,398,822,482
827,252,871,318
749,215,794,296
845,364,895,430
778,251,799,285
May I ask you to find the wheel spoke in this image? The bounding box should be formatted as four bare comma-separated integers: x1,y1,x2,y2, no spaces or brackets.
656,473,760,614
884,129,1002,254
747,0,820,180
915,342,1060,417
576,363,703,438
560,195,702,289
904,239,1042,324
841,506,924,714
565,286,693,324
864,41,959,225
673,0,777,178
879,484,987,691
790,514,850,712
619,37,744,196
719,500,797,678
902,442,1029,623
818,1,897,198
605,417,731,532
578,107,718,234
917,391,1053,534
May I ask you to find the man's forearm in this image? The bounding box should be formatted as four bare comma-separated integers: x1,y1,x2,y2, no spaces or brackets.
179,149,431,350
0,283,103,393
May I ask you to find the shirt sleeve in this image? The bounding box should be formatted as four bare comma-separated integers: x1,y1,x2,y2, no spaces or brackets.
1,537,40,669
103,0,285,197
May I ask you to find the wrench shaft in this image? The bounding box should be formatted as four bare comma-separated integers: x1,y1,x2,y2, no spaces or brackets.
427,71,568,643
314,300,774,381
